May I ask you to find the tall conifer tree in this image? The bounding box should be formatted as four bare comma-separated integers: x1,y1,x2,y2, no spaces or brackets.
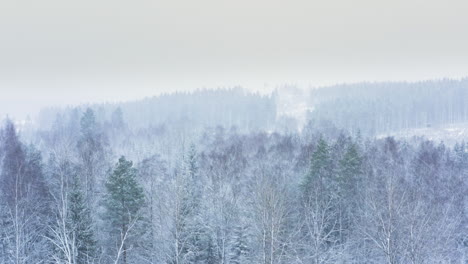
104,156,144,264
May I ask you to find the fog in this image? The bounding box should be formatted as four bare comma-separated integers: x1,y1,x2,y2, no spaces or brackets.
1,0,468,119
0,2,468,262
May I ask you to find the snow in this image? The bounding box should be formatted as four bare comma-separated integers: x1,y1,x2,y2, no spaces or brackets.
378,122,468,145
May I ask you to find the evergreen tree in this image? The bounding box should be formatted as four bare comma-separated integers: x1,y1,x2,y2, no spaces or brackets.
300,137,341,262
0,119,26,205
80,108,97,138
104,156,145,264
302,137,332,199
184,144,204,263
77,108,101,204
68,173,97,263
338,142,362,195
186,144,201,211
336,141,363,243
0,120,50,263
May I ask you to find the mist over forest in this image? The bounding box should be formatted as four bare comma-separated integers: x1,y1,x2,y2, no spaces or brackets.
1,79,467,263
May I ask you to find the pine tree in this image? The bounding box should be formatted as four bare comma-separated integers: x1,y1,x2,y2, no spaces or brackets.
336,141,363,243
186,144,201,212
302,137,332,199
338,142,362,195
80,108,97,138
104,156,145,264
0,119,26,205
184,144,205,263
68,173,97,263
77,108,102,204
0,120,50,263
300,137,340,262
171,145,214,264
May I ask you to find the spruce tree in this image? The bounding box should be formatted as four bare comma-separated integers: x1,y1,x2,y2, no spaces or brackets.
338,142,362,195
302,137,332,199
77,108,102,205
186,144,201,211
104,156,145,264
68,173,97,263
80,108,97,138
336,142,363,243
185,144,205,263
0,120,50,262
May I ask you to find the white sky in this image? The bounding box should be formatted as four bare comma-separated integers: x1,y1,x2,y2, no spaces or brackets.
1,0,468,119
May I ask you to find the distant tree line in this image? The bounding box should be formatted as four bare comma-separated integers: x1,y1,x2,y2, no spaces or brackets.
307,78,468,135
36,88,277,134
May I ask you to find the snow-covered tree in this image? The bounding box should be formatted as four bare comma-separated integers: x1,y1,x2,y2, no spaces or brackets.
104,156,145,264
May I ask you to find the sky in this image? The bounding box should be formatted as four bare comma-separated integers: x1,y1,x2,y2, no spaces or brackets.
1,0,468,119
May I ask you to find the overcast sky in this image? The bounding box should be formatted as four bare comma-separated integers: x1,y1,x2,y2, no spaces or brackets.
1,0,468,119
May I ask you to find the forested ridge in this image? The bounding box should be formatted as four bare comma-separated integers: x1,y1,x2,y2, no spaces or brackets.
0,84,467,263
307,78,468,135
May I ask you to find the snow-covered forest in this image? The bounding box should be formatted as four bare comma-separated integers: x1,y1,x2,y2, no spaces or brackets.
1,80,467,263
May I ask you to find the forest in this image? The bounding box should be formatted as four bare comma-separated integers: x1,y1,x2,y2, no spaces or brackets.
0,82,467,263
